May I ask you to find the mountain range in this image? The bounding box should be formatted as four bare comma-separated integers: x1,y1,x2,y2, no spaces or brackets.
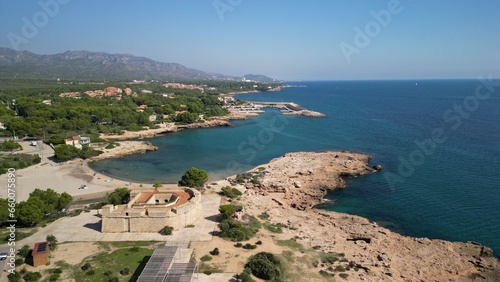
0,48,277,82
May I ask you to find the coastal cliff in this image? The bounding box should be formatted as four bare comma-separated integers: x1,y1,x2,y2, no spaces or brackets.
234,151,500,281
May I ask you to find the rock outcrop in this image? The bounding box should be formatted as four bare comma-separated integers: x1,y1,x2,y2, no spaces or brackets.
283,109,326,117
237,151,500,281
236,151,374,210
90,141,158,161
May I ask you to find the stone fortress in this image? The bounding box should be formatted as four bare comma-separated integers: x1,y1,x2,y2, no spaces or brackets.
100,188,202,233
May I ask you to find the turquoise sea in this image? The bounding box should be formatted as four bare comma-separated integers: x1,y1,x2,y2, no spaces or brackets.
91,80,500,257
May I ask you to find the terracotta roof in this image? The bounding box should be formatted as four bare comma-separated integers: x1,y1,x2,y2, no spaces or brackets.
133,191,190,207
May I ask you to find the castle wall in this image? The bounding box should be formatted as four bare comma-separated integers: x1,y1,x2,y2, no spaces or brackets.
101,188,202,233
102,216,129,232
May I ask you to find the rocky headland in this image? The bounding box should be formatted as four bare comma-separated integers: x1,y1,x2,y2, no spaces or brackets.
283,109,326,117
235,151,500,281
90,141,158,161
233,151,374,210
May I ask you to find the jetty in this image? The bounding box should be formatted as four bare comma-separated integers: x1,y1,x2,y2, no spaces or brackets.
244,101,325,117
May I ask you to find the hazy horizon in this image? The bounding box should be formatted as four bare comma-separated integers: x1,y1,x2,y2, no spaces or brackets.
1,0,499,81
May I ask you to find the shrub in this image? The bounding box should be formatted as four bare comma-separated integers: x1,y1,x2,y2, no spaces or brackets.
219,214,261,241
86,270,95,276
245,252,282,281
0,140,22,151
81,262,91,271
120,267,130,275
220,186,242,199
219,219,249,241
240,268,254,282
263,222,283,233
52,268,63,274
49,273,60,281
7,272,21,282
14,258,24,266
22,271,42,282
339,273,349,279
255,240,262,245
234,243,243,248
163,226,174,235
200,255,212,262
103,270,112,276
258,212,270,220
320,252,344,264
242,243,257,250
32,155,41,164
319,270,330,277
209,248,219,255
250,178,260,185
46,234,58,251
335,265,346,272
218,204,240,220
18,244,31,257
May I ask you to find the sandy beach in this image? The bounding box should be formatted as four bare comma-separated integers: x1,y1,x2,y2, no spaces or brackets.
0,140,169,202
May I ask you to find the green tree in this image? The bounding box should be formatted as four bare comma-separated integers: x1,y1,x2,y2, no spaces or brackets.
79,145,101,159
0,198,9,223
26,196,49,215
16,201,43,226
178,167,208,187
58,192,72,209
174,112,199,124
53,144,80,161
29,188,59,213
106,188,130,205
46,134,66,145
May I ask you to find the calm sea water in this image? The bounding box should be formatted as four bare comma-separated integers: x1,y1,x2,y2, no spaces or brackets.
91,80,500,257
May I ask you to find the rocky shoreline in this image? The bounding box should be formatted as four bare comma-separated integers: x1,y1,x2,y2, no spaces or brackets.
234,151,374,210
236,151,500,281
90,141,158,161
283,109,326,117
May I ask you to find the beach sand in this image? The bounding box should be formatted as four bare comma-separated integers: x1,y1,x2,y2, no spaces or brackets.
0,140,172,202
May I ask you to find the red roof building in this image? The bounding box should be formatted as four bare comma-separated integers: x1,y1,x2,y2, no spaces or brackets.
32,241,49,267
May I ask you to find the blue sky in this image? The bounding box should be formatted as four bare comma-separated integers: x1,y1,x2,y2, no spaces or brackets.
0,0,499,80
